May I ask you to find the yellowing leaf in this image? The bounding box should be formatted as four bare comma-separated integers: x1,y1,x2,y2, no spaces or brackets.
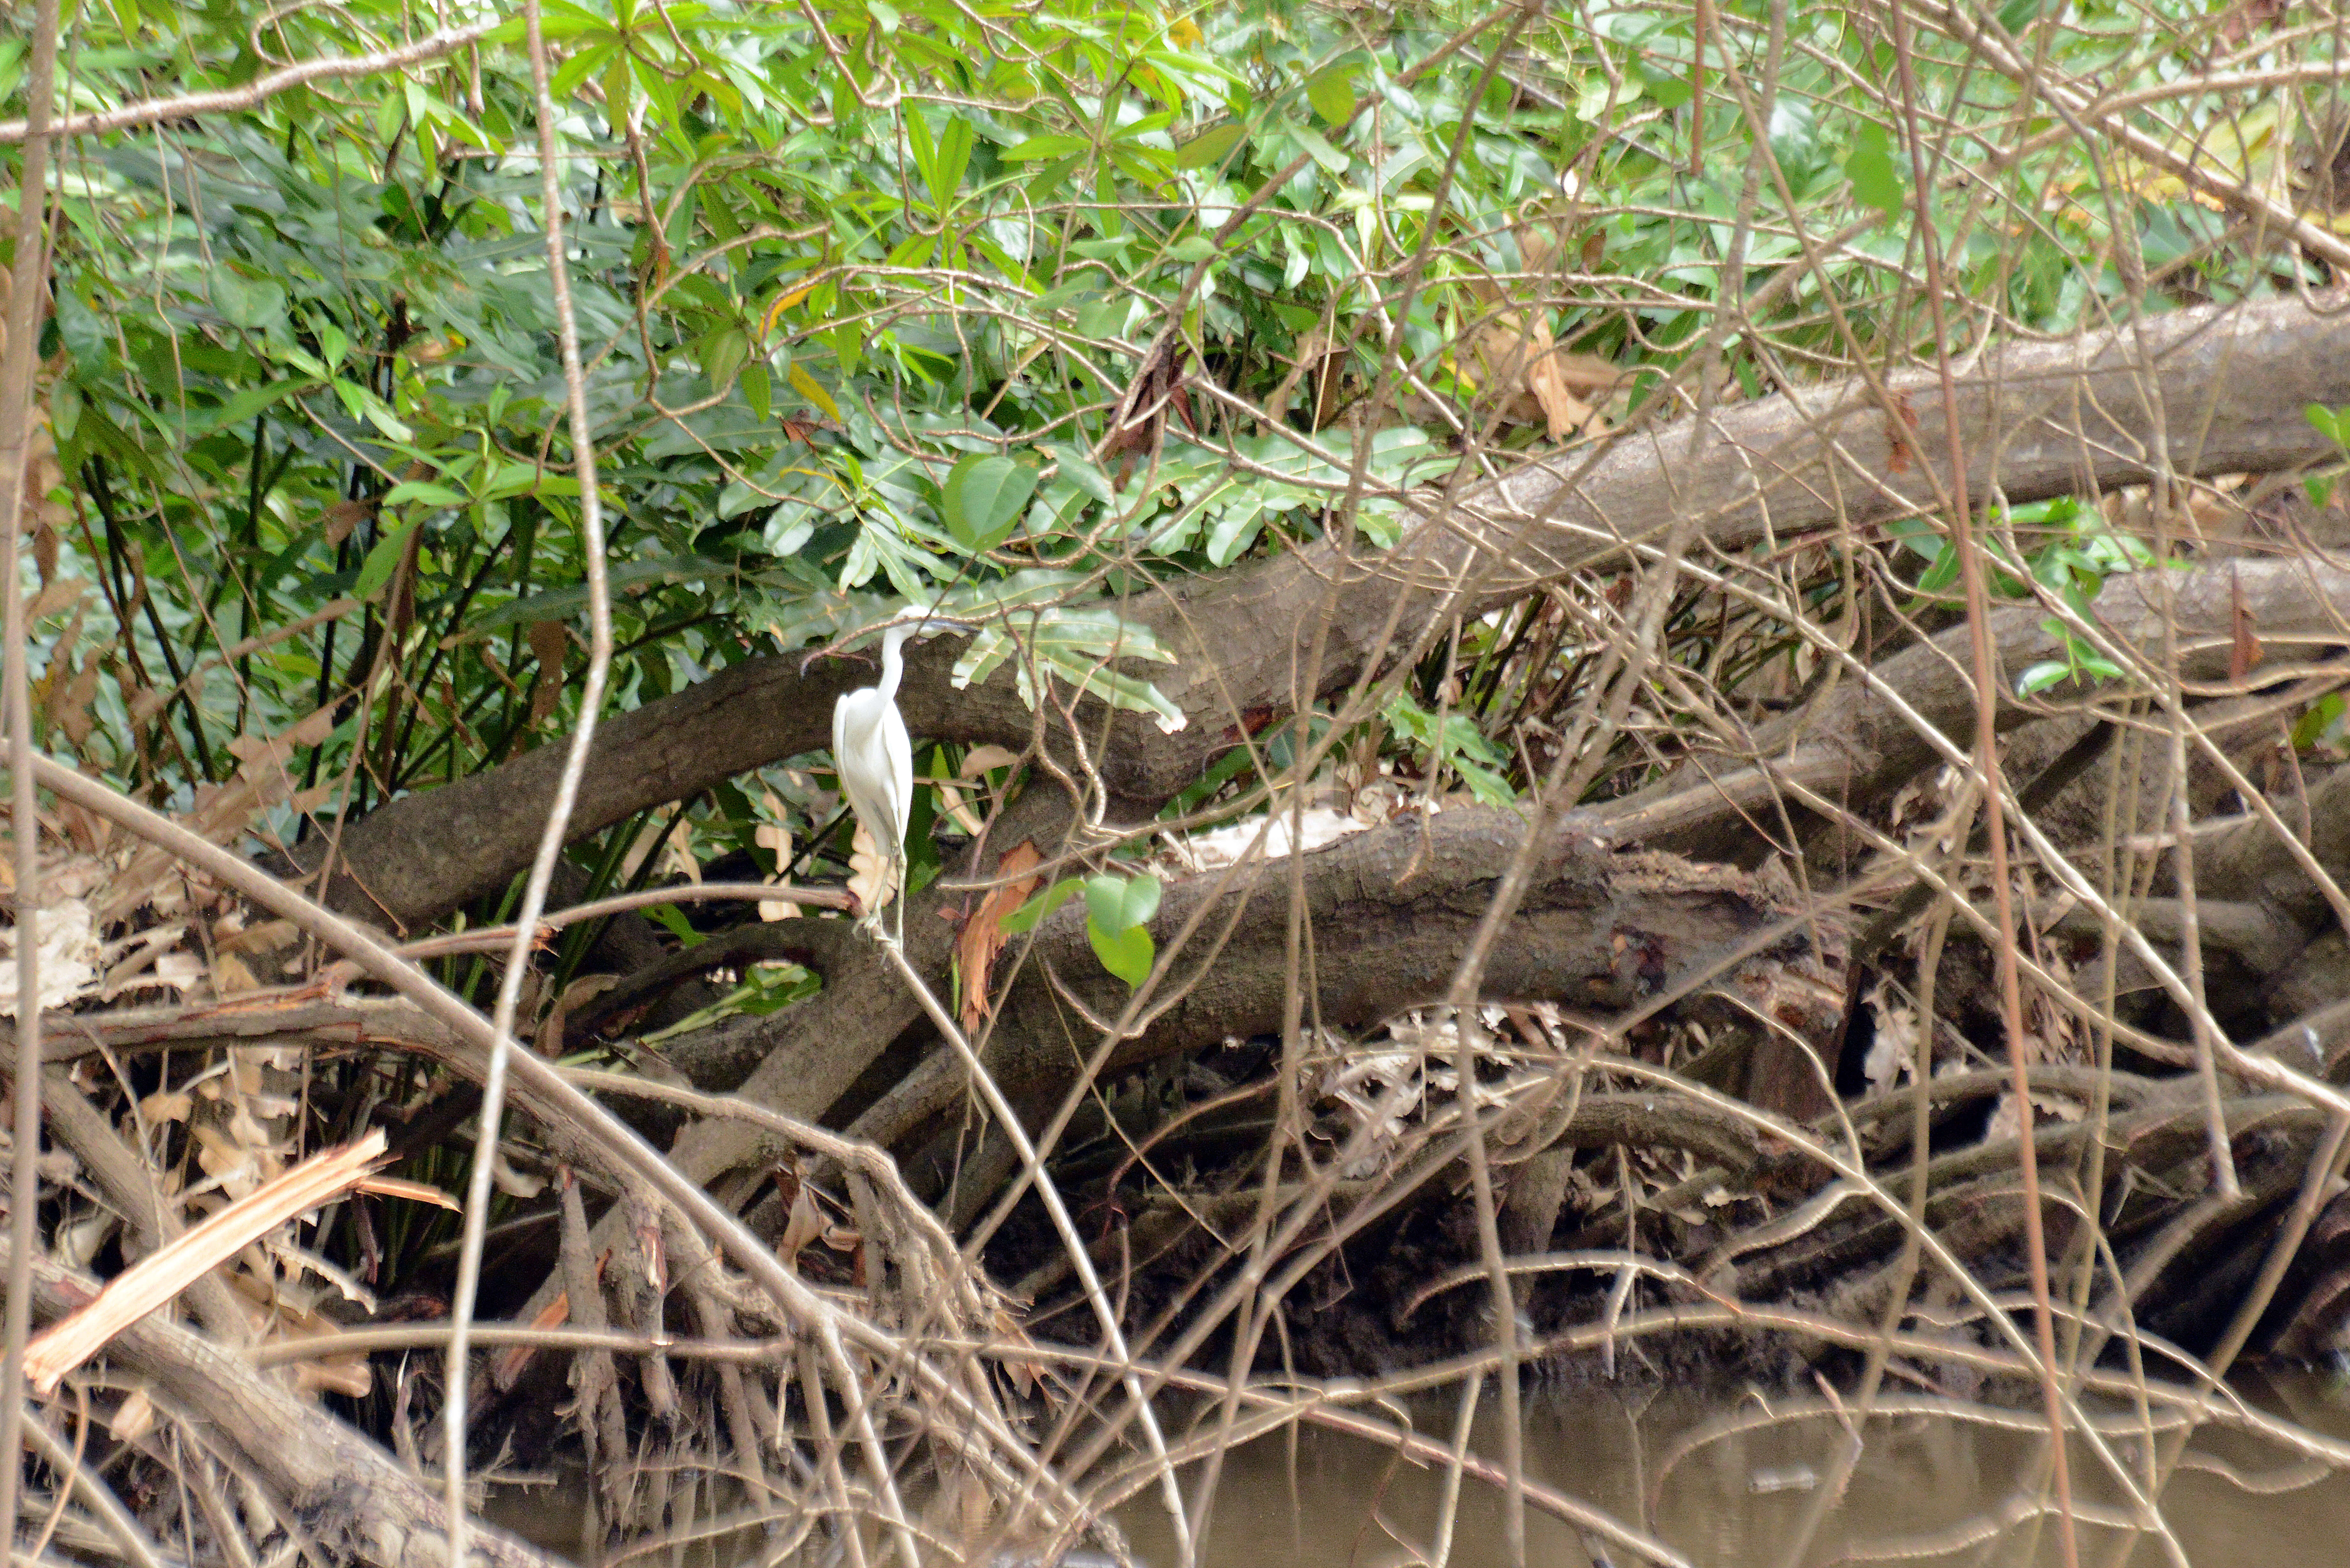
787,361,842,421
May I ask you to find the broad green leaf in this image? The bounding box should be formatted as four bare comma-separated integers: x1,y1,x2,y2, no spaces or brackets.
1085,916,1155,989
1845,123,1905,222
1306,65,1356,126
464,556,736,636
940,453,1038,550
211,273,286,330
2292,692,2346,751
354,516,425,601
2016,660,2072,697
178,379,312,442
382,480,468,508
1173,121,1246,168
1002,133,1090,161
1285,119,1349,174
948,602,1189,733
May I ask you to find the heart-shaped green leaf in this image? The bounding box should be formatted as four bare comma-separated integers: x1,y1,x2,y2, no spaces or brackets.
1086,916,1154,989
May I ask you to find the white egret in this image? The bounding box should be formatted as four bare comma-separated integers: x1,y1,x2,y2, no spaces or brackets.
826,614,970,942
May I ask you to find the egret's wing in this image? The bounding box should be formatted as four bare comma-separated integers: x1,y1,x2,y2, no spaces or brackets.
879,704,914,849
834,690,887,845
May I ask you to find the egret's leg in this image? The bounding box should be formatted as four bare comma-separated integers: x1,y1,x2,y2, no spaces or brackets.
891,848,908,947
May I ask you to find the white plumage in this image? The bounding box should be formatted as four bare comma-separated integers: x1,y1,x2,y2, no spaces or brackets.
831,618,975,941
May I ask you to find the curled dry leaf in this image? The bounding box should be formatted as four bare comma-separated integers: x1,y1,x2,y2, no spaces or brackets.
933,743,1020,838
0,899,102,1017
756,793,797,920
109,1387,156,1444
494,1285,572,1391
354,1173,460,1211
846,820,895,918
539,971,621,1058
105,706,338,923
527,619,569,725
491,1148,547,1199
780,1182,827,1265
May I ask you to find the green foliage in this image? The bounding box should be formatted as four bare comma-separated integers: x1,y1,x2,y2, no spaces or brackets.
997,870,1158,989
1082,871,1161,990
6,0,2324,923
1001,878,1084,936
1383,692,1513,806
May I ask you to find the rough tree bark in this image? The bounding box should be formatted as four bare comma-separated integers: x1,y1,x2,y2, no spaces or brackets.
308,293,2350,932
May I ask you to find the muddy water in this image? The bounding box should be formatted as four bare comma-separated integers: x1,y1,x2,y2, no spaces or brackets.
490,1371,2350,1566
1115,1371,2350,1568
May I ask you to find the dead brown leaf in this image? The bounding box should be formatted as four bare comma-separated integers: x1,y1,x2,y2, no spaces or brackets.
493,1287,572,1391
957,839,1042,1034
527,620,569,725
780,1181,826,1266
321,499,372,547
2231,562,2264,681
538,971,620,1058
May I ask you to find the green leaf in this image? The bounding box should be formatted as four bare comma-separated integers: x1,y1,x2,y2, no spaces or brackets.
701,326,750,388
210,273,286,330
1845,122,1905,221
2292,692,2345,751
382,479,468,508
1000,877,1083,934
178,379,312,442
1285,118,1350,174
1085,916,1155,989
355,516,425,601
642,904,706,946
940,453,1038,551
1002,133,1091,161
2016,660,2072,697
1173,121,1246,168
1306,65,1356,126
1083,872,1160,934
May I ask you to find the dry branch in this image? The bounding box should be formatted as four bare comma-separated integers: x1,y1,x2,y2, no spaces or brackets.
0,24,501,144
1600,558,2350,863
13,1242,568,1568
24,1132,388,1393
312,294,2350,931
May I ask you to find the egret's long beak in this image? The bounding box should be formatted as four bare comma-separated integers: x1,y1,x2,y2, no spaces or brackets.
798,641,865,678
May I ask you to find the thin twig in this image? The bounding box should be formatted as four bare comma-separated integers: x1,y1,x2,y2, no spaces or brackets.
1888,3,2079,1557
0,22,499,144
443,6,622,1563
0,0,62,1536
873,935,1193,1566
